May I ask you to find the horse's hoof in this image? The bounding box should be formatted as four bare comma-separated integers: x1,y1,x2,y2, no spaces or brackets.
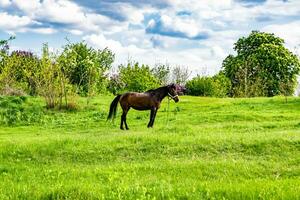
126,128,129,130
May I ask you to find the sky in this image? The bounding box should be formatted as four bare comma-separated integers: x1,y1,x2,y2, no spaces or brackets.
0,0,300,76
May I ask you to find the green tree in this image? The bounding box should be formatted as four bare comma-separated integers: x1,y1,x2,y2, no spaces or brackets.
222,31,300,97
0,51,40,95
59,41,114,96
151,63,170,85
119,62,160,92
35,43,74,109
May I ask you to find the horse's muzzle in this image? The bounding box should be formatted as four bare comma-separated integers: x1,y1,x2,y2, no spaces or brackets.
174,97,179,103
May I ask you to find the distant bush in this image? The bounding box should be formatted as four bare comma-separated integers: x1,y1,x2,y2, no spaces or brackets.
107,74,125,95
0,49,40,96
59,42,114,96
185,73,230,97
118,62,160,92
186,76,214,96
151,63,171,85
0,96,44,126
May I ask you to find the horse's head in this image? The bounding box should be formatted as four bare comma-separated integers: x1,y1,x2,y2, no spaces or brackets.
167,84,179,103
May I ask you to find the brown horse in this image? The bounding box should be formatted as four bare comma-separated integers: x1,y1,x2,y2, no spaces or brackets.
107,84,179,130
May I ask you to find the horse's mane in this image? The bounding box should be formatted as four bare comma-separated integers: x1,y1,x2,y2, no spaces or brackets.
145,85,168,95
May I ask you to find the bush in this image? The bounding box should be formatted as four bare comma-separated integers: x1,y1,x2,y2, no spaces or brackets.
107,74,125,95
118,62,160,92
0,96,44,126
0,50,40,96
212,73,231,97
186,76,214,96
185,73,230,97
59,42,114,96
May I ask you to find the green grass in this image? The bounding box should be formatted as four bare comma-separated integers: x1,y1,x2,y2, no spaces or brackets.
0,95,299,199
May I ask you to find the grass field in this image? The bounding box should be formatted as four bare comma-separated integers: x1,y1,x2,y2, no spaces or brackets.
0,95,299,199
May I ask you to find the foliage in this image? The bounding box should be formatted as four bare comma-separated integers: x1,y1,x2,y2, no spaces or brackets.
185,73,230,97
118,62,160,92
59,41,114,96
107,73,125,95
35,43,76,109
151,63,171,85
211,72,231,97
0,96,44,125
222,31,300,97
0,36,14,58
172,66,191,85
0,50,40,96
186,76,214,96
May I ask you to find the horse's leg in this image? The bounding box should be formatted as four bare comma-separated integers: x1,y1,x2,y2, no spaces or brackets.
147,108,155,128
120,111,124,130
150,108,158,127
120,106,127,130
124,107,130,130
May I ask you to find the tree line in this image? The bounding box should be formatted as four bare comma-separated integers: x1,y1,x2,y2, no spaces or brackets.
0,31,299,109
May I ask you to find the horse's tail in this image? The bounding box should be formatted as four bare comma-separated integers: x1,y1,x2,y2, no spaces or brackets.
107,94,121,121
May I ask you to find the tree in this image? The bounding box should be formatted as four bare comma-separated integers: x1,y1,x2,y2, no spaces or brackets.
151,63,170,85
0,37,40,95
59,41,114,96
222,31,300,97
172,66,191,85
107,73,125,95
35,43,74,109
0,36,14,57
118,62,160,92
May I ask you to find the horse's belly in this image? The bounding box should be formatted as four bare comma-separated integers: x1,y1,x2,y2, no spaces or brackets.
131,105,151,110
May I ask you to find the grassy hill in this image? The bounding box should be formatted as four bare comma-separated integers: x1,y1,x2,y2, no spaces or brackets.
0,95,299,199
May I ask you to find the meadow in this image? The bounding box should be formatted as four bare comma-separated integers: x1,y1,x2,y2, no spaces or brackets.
0,95,299,199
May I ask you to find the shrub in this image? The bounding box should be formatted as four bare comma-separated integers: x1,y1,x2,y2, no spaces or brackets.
185,73,230,97
186,76,214,96
119,62,160,92
0,96,44,126
59,42,114,96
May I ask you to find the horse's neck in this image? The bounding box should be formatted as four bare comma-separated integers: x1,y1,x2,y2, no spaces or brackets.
155,87,168,102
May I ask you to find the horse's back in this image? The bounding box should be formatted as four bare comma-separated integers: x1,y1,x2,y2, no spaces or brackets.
120,92,154,110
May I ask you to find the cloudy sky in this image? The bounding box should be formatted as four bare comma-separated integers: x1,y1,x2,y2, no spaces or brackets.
0,0,299,75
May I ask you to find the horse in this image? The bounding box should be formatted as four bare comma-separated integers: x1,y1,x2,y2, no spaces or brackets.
107,84,180,130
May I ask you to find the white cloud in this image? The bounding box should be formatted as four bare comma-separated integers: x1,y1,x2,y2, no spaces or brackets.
0,12,34,32
35,0,85,24
83,34,124,54
31,27,57,34
0,0,11,7
68,29,83,36
160,14,207,38
12,0,40,14
262,21,300,50
83,33,224,75
11,0,127,35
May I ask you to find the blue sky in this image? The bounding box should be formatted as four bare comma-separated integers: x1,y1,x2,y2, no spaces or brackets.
0,0,299,75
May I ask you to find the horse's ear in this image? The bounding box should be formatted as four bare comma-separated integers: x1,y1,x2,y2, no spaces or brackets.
167,84,173,89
